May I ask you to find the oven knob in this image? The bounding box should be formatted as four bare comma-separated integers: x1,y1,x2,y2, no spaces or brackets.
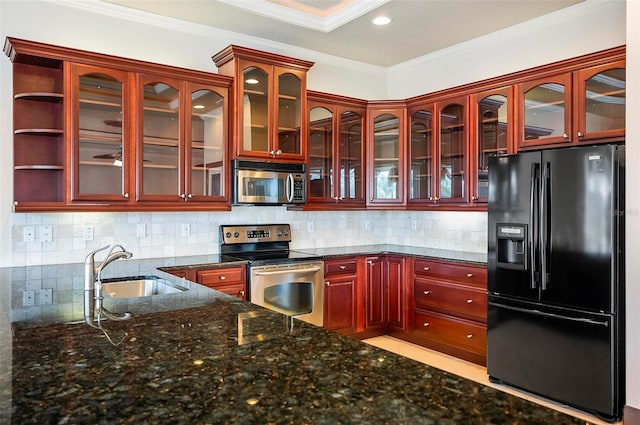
277,231,282,236
284,230,289,236
225,232,232,238
234,232,240,238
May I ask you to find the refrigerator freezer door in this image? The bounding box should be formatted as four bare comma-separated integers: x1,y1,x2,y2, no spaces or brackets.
487,299,620,421
541,145,619,313
488,152,540,300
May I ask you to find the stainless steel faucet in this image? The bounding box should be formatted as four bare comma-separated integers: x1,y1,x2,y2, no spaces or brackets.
84,244,133,326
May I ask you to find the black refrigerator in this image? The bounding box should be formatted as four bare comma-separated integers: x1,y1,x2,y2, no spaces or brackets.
487,144,625,422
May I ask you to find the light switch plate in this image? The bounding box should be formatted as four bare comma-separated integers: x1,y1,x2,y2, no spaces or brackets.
40,288,52,305
181,223,191,236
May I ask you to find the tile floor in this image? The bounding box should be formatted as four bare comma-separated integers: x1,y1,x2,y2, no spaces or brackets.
363,336,622,425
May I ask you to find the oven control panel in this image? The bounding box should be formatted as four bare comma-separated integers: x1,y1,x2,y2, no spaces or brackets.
220,224,291,244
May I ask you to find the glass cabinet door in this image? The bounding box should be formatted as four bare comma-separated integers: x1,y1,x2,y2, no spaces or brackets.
409,108,434,202
368,109,405,205
308,106,334,199
472,88,511,203
276,70,303,156
338,110,364,203
71,64,130,201
138,75,182,200
187,84,227,200
439,101,466,202
576,61,625,141
241,64,269,154
519,74,572,148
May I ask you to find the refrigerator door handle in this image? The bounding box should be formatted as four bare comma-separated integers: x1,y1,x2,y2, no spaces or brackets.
489,301,610,327
529,163,539,289
540,162,550,291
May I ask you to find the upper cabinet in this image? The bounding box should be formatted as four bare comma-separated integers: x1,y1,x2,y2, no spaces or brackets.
518,55,625,149
307,91,366,209
468,87,513,205
6,37,232,212
213,45,314,162
367,102,407,207
407,95,468,207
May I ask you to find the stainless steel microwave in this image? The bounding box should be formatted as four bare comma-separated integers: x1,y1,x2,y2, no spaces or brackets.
233,160,306,205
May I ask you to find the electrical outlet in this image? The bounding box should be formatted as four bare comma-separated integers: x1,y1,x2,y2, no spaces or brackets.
411,219,418,231
40,225,53,242
84,226,94,241
181,223,191,236
40,288,52,305
307,222,315,232
23,290,35,307
137,223,146,238
23,226,35,243
365,221,371,231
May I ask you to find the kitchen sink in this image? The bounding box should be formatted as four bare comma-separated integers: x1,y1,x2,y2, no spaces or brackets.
100,275,188,298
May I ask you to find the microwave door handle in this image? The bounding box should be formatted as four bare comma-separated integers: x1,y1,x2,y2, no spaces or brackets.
286,174,294,202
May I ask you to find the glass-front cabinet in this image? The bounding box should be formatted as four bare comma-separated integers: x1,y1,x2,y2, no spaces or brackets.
213,45,314,162
469,87,513,204
408,95,467,206
307,92,366,208
367,103,406,207
574,60,625,142
70,64,131,202
136,75,229,203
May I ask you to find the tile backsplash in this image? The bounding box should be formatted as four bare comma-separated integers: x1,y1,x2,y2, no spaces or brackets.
10,207,487,266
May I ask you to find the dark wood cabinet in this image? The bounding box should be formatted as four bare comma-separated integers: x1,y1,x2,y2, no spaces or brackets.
196,267,246,300
367,102,407,207
364,256,385,330
407,258,487,365
362,255,407,333
306,91,367,209
385,255,407,330
323,257,357,334
6,37,232,212
213,45,314,162
407,95,468,207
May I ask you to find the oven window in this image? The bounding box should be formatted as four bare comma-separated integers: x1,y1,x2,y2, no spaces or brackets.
263,282,312,316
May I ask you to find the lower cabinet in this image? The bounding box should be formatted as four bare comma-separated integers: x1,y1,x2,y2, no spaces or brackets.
196,267,247,300
323,257,357,334
406,258,488,365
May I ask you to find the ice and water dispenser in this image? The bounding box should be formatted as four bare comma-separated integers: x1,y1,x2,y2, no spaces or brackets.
496,224,527,270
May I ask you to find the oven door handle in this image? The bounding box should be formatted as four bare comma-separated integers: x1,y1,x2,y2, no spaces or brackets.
253,266,322,276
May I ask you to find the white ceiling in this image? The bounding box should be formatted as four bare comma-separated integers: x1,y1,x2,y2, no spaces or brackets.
102,0,583,67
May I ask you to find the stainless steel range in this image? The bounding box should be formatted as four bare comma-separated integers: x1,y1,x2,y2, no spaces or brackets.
220,224,323,326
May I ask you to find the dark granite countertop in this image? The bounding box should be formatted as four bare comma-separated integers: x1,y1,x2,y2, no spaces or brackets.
1,247,589,424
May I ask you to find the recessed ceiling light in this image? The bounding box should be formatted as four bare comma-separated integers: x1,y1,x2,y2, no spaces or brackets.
372,16,391,26
246,78,260,85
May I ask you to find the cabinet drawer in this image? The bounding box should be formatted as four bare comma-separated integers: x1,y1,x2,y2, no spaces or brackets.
413,310,486,355
324,258,357,276
414,259,486,287
414,278,487,322
197,267,244,286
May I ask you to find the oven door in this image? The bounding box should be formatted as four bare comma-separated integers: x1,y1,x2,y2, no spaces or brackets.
250,261,323,326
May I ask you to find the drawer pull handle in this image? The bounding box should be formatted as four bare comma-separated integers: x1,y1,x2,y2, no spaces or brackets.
423,322,430,327
219,275,226,280
423,290,431,295
466,273,474,278
466,299,473,304
423,267,431,271
339,265,346,270
466,333,474,339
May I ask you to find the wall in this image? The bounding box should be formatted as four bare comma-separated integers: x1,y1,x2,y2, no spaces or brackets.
625,0,640,420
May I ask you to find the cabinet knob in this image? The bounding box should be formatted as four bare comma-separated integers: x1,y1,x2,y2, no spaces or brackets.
187,193,193,199
325,281,330,286
423,267,430,271
239,290,245,297
180,194,186,199
339,265,346,270
466,299,473,304
423,322,430,327
466,333,474,339
466,273,474,278
423,290,431,295
368,260,374,265
472,195,479,201
563,133,569,140
577,131,584,137
123,193,129,198
219,275,226,280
